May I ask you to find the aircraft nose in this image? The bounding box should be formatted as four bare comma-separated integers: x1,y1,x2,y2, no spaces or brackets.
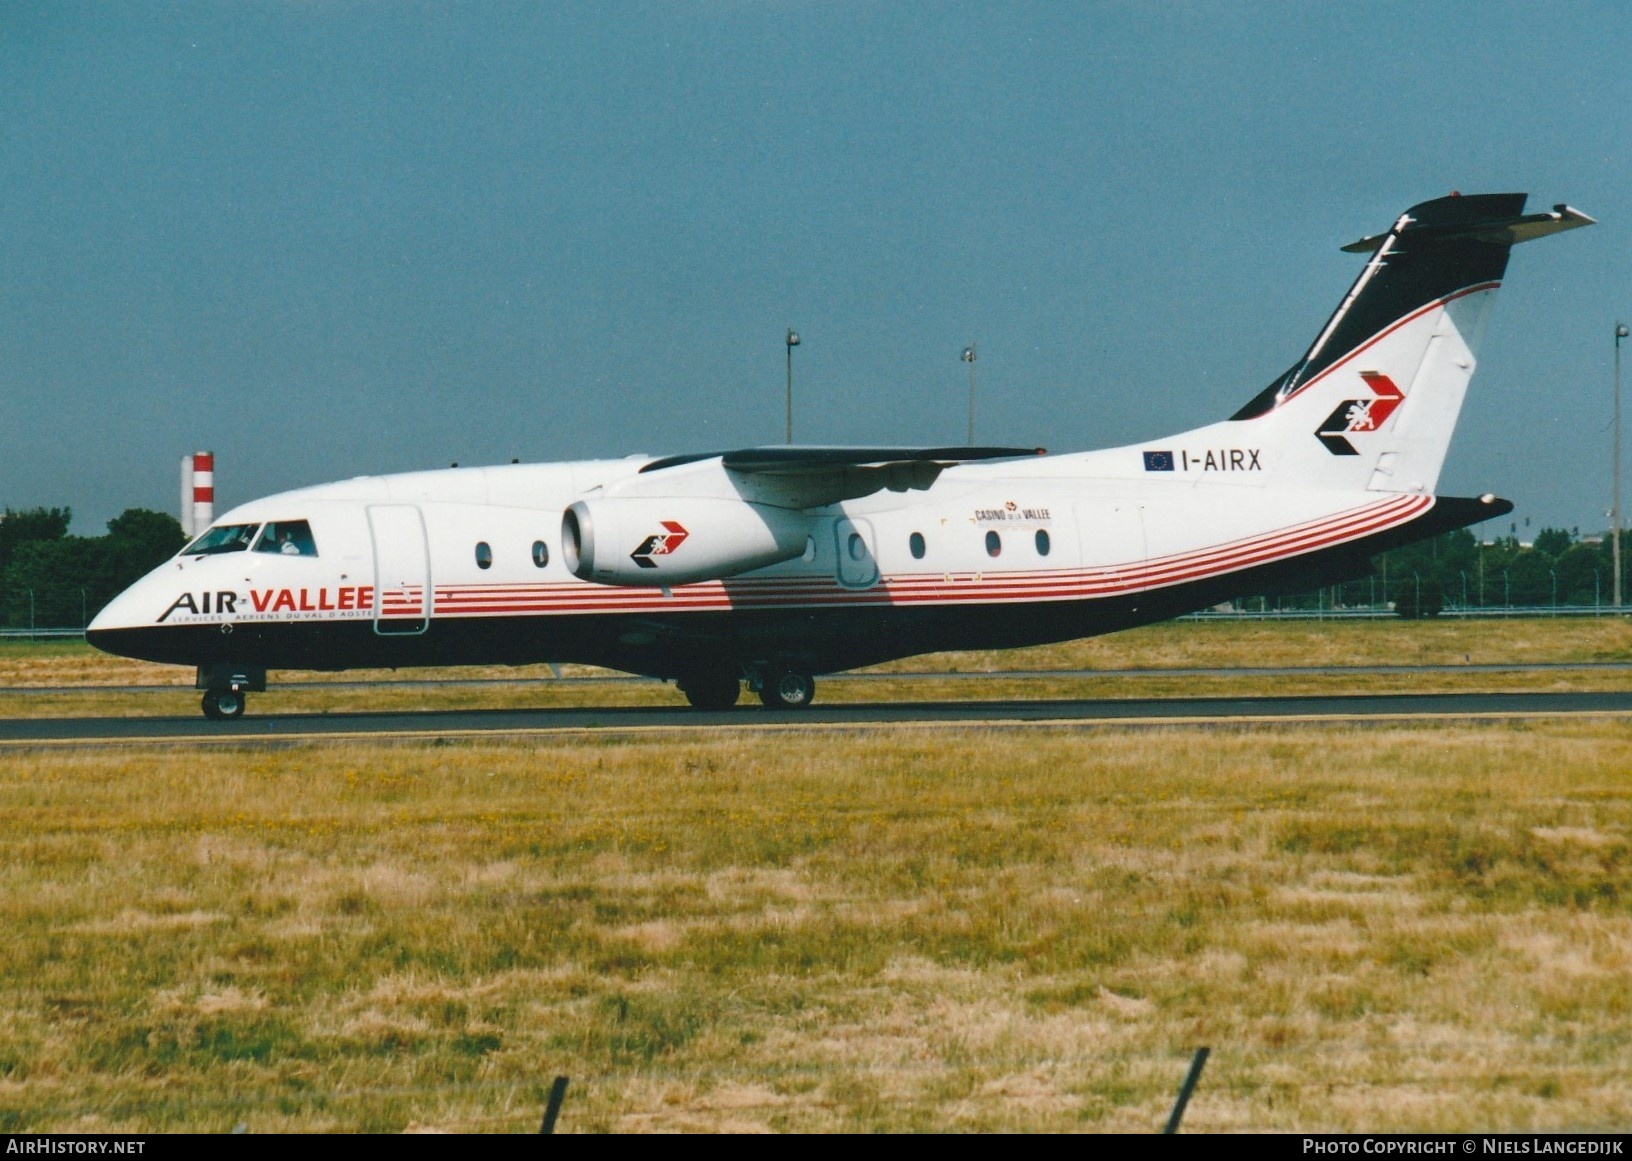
87,581,148,635
85,570,183,662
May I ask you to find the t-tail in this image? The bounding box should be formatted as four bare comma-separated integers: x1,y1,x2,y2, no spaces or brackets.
1158,192,1593,493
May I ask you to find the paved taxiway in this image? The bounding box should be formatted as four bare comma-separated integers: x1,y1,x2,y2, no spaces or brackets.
2,661,1628,698
4,691,1631,746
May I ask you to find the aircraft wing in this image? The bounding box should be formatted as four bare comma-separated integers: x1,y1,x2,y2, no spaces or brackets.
621,445,1046,509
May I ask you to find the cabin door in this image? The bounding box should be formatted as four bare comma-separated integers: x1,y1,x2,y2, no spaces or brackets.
368,504,432,635
834,518,879,588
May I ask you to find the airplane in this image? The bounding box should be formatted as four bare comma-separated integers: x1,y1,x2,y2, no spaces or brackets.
87,192,1593,720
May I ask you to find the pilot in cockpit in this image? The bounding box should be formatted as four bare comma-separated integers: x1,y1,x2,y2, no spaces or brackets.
254,520,317,557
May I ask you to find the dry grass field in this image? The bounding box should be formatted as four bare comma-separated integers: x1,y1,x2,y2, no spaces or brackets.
3,617,1631,719
1,720,1629,1133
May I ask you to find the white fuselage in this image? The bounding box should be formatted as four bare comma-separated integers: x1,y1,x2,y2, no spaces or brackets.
89,445,1433,679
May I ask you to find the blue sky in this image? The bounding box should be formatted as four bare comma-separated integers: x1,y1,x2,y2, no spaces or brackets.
1,1,1626,540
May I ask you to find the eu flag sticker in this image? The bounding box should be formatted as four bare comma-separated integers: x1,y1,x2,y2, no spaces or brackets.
1143,450,1175,471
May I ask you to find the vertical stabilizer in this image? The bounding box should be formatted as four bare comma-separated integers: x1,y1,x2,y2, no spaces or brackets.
1155,194,1593,493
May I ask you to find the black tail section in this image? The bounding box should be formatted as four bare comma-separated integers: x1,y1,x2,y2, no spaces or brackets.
1232,193,1543,421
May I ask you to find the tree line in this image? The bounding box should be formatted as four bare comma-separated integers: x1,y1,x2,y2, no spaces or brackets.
0,507,186,629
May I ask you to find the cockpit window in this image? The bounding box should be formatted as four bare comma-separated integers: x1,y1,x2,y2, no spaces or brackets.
183,523,260,556
254,520,319,557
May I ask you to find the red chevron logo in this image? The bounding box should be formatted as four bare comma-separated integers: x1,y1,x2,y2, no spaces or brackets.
631,521,690,569
1349,372,1405,431
1316,371,1406,455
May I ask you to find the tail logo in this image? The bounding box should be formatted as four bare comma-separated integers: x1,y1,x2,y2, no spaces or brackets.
631,521,689,569
1316,372,1405,456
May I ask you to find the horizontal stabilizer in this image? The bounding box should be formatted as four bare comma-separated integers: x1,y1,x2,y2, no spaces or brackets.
1341,202,1596,253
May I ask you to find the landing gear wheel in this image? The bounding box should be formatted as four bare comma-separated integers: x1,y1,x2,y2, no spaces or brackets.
680,672,740,711
759,670,815,710
201,688,246,721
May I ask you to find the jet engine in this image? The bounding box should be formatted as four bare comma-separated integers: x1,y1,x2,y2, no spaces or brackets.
561,498,813,586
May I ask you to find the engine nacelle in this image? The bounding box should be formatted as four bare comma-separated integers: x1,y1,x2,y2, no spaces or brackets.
562,498,813,586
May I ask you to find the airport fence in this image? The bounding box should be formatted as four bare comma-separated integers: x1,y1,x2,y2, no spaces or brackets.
1180,604,1632,621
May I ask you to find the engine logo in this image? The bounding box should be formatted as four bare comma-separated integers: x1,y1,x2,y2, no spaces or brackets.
1316,371,1404,456
631,521,689,569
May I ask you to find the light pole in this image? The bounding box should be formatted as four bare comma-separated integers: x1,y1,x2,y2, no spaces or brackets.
1616,323,1628,607
785,328,800,444
961,344,977,444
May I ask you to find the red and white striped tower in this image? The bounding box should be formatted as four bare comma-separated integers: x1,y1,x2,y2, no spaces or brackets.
180,452,215,537
191,451,215,534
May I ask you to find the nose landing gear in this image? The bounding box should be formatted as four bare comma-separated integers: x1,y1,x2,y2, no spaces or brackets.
201,688,246,720
196,663,265,721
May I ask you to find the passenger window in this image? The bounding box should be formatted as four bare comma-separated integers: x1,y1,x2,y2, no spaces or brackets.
185,523,260,556
1035,529,1051,557
909,532,926,560
476,542,493,570
532,540,549,568
253,520,318,557
985,530,1001,558
848,533,866,562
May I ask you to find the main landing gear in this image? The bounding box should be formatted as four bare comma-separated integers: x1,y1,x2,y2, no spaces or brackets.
678,670,742,711
676,665,818,711
757,668,815,710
